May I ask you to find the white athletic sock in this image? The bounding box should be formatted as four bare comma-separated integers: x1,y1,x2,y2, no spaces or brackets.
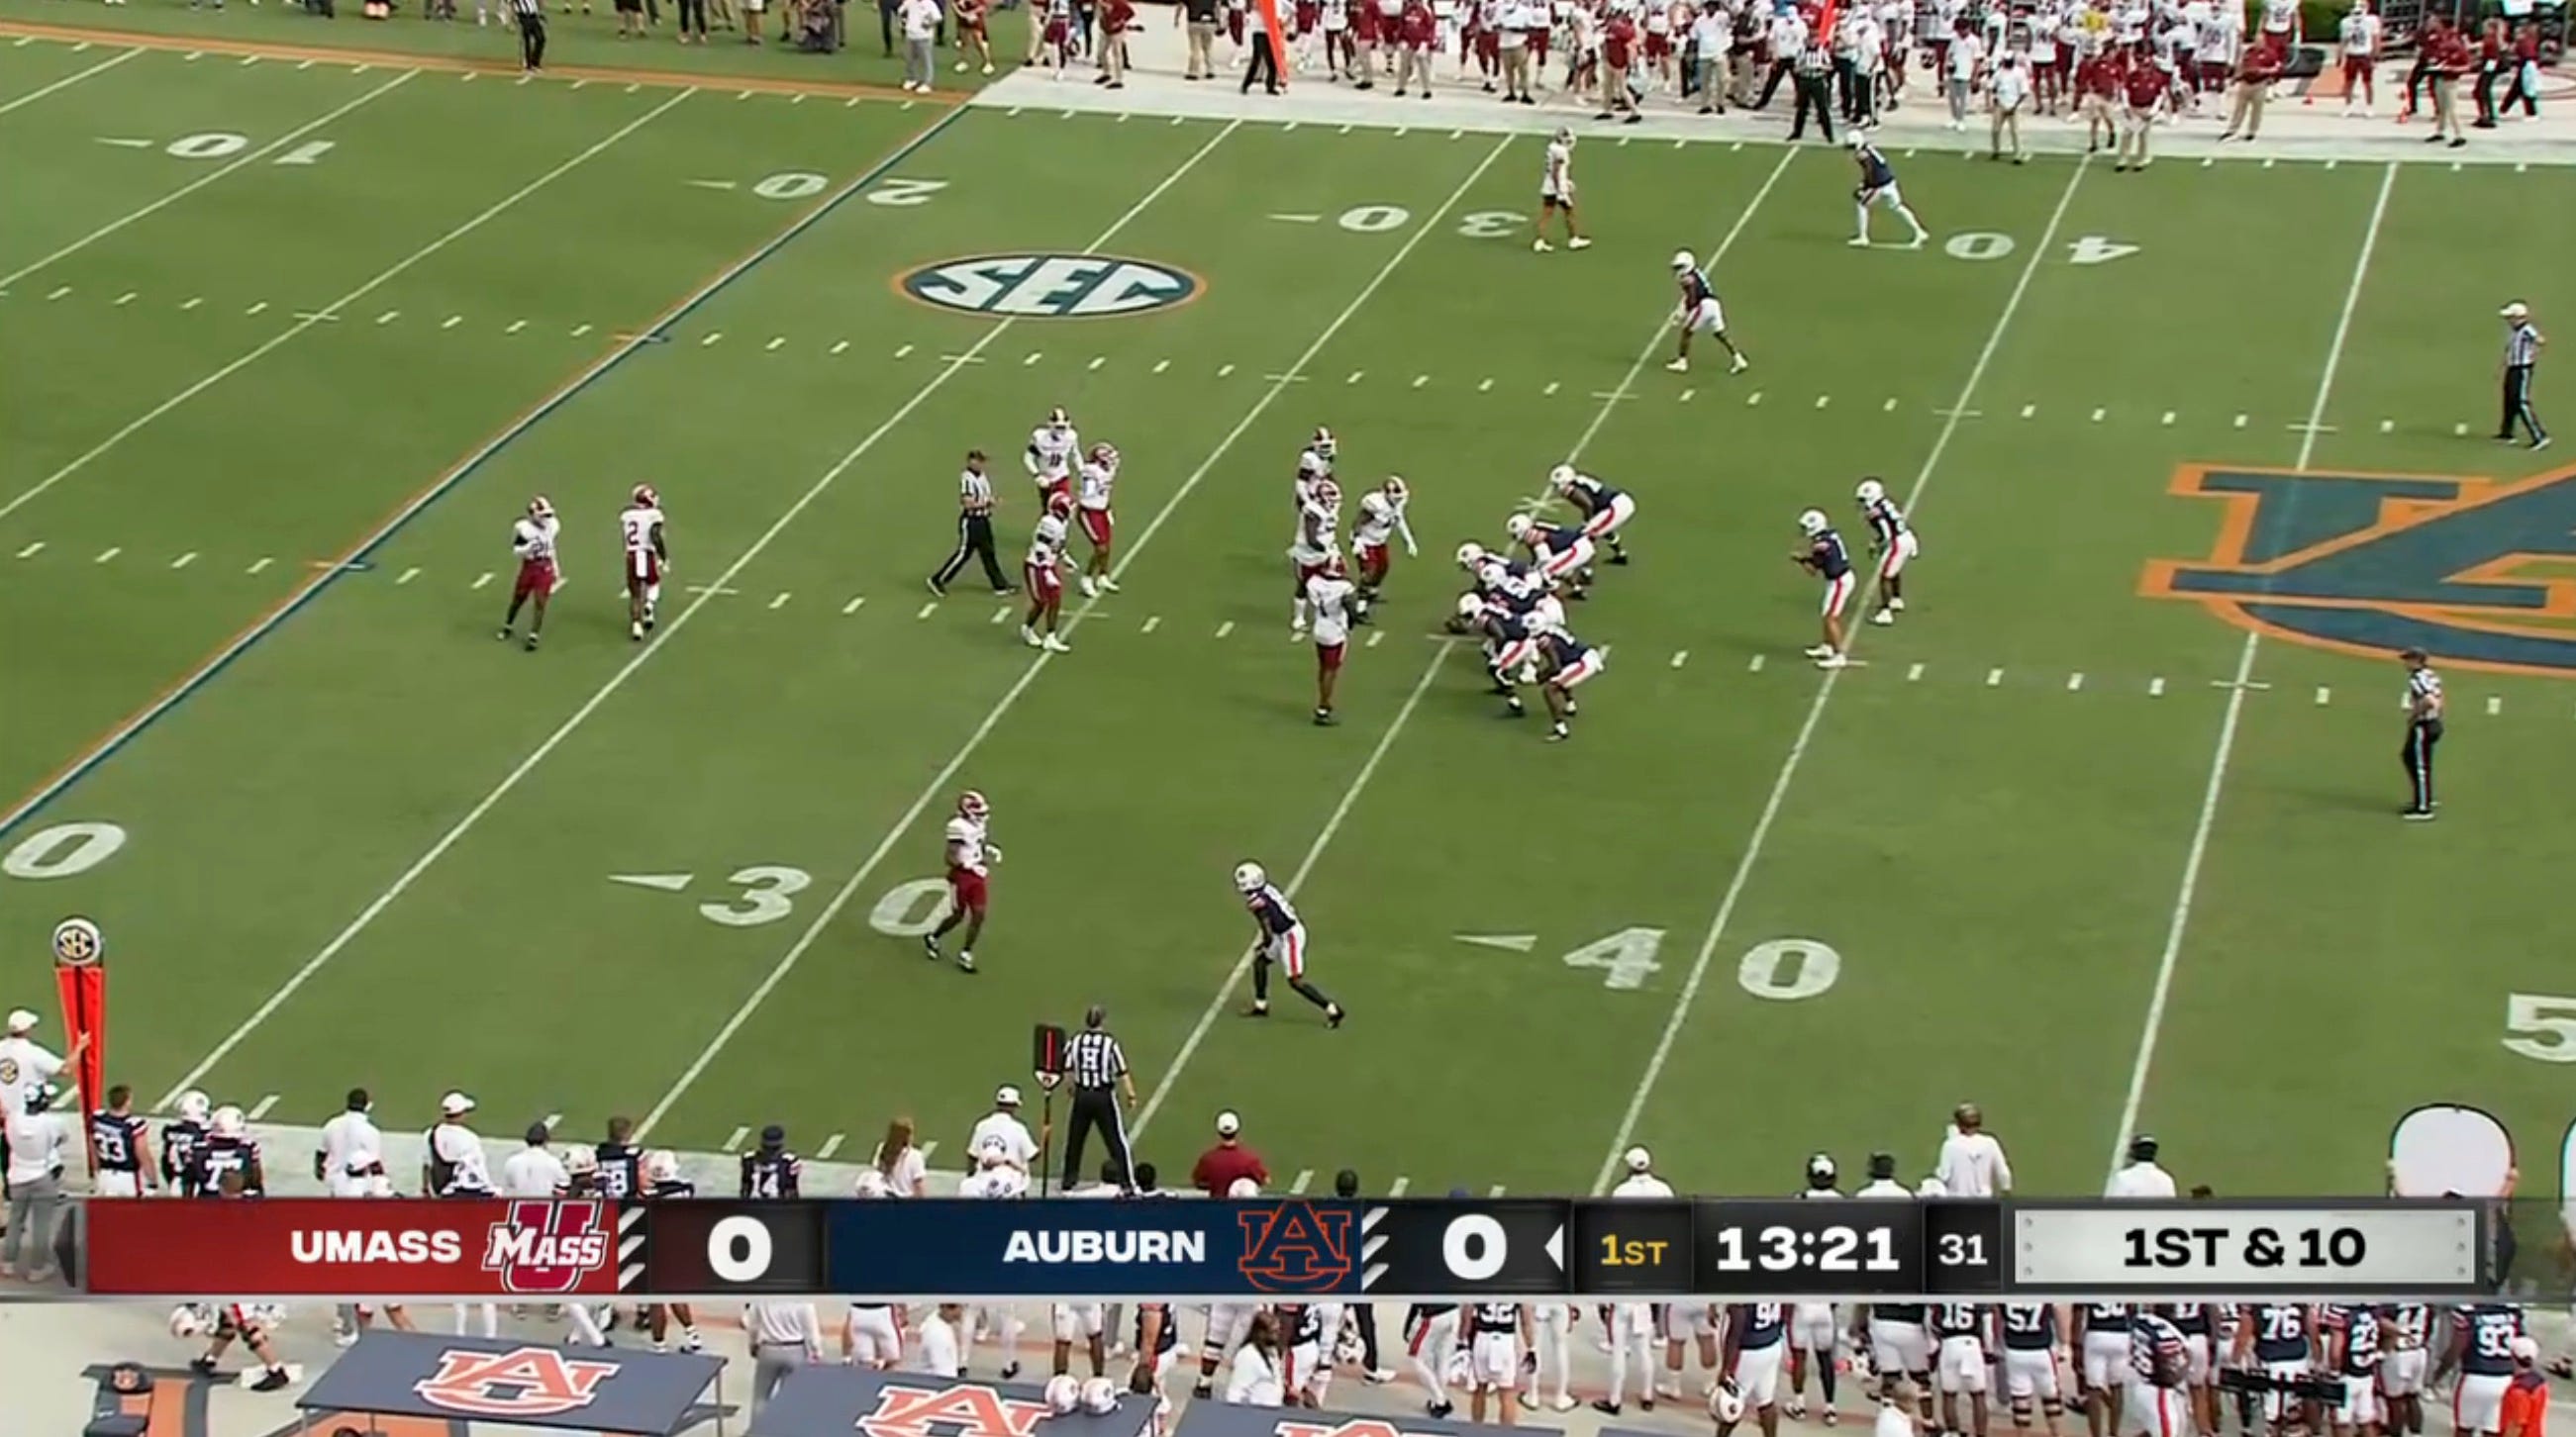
1853,203,1870,239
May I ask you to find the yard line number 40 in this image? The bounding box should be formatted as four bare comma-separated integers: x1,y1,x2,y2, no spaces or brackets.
1561,928,1842,1001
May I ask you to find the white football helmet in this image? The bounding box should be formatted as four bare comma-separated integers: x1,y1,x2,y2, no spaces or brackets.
1382,475,1409,505
1552,126,1573,146
1855,478,1886,505
1079,1377,1119,1414
565,1145,599,1178
1045,1376,1082,1415
1547,463,1579,494
1475,560,1512,592
170,1304,213,1339
1309,427,1337,461
1046,406,1071,432
1798,509,1831,536
1455,541,1487,570
1917,1176,1950,1198
1807,1152,1838,1187
528,495,555,521
177,1091,211,1124
1227,1177,1261,1198
853,1169,891,1198
1455,593,1487,623
1444,1347,1474,1388
1312,478,1341,511
1234,862,1267,894
1625,1145,1653,1173
645,1150,681,1183
1533,596,1567,632
1671,249,1696,272
1505,514,1536,543
210,1104,246,1138
958,789,990,822
1712,1379,1748,1424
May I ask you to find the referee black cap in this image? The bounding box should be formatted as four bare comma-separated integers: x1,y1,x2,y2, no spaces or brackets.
1868,1151,1897,1180
1085,1003,1108,1030
2402,647,2428,665
760,1123,786,1148
2129,1134,2158,1163
1335,1168,1359,1198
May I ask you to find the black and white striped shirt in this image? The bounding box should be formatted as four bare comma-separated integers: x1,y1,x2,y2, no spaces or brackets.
958,467,995,515
510,0,543,16
2506,321,2543,368
2407,666,2443,720
1066,1029,1127,1090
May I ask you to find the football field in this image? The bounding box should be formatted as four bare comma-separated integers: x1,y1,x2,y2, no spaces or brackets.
6,19,2576,1199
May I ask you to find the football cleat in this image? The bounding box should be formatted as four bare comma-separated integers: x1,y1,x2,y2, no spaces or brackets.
1798,509,1830,536
1855,477,1886,505
958,790,990,821
1234,861,1267,893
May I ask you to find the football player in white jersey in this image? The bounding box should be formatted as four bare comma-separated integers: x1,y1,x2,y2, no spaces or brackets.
501,496,560,651
1308,554,1359,726
1351,476,1417,609
1074,442,1122,598
619,485,667,643
843,1169,904,1370
1597,1147,1673,1415
924,791,998,974
1786,1155,1845,1422
1295,427,1337,508
2336,0,2379,114
1522,1303,1579,1413
1023,493,1075,653
1535,128,1592,252
958,1153,1030,1377
1289,476,1344,635
1027,407,1079,507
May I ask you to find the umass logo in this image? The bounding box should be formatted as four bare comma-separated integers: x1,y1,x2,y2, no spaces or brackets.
2142,462,2576,676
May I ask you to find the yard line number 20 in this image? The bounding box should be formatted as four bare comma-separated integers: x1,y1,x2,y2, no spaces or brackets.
1561,928,1841,1001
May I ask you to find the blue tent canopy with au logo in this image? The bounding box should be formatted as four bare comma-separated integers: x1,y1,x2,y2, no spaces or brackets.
1170,1398,1558,1437
296,1331,724,1435
749,1369,1154,1437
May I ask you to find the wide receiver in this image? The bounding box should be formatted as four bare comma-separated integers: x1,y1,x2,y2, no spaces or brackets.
1792,509,1855,669
1028,407,1080,508
1075,442,1122,599
619,485,669,642
1023,493,1076,653
1351,475,1416,611
1233,862,1346,1025
500,496,560,651
1307,553,1359,726
923,790,999,974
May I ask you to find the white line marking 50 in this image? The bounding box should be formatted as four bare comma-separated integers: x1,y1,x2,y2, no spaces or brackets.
2504,993,2576,1062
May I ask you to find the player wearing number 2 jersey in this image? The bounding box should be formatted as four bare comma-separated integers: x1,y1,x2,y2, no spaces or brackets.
619,487,668,642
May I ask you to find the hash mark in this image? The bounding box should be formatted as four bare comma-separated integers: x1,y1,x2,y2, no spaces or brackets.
248,557,273,575
2148,677,2166,697
1882,397,1897,412
916,601,936,619
1412,374,1428,389
1217,363,1236,378
1746,654,1765,673
471,571,492,590
2020,403,2035,419
1541,381,1560,397
1291,1169,1315,1193
769,592,791,611
442,315,462,329
1141,616,1161,633
46,285,69,301
2316,686,2330,706
1670,650,1688,668
375,310,400,326
2160,411,2176,427
2487,695,2503,716
1815,394,1831,409
895,343,914,358
505,319,528,335
94,546,120,564
115,291,137,307
246,1095,280,1120
700,332,723,347
1488,1185,1507,1198
2453,422,2469,436
1747,391,1763,407
937,353,984,365
1479,378,1494,393
13,542,40,559
1366,629,1383,647
2067,672,2085,692
2232,413,2247,429
170,551,197,569
832,340,849,355
1387,1176,1412,1197
1215,621,1236,638
1089,356,1105,371
1152,358,1169,374
1986,667,2003,687
1022,351,1042,367
766,336,786,351
2089,407,2105,423
989,607,1009,624
246,301,267,316
1906,662,1924,681
1347,370,1365,385
2379,419,2393,433
398,567,421,585
842,596,865,615
1679,388,1694,403
298,58,315,69
817,1133,845,1159
181,297,202,310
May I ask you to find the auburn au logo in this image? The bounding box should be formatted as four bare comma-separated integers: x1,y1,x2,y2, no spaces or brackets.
412,1346,619,1417
2142,463,2576,676
1236,1201,1352,1293
858,1381,1053,1437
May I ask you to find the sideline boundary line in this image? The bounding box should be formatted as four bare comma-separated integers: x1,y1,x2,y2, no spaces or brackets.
0,19,941,101
1589,156,2095,1197
631,132,1515,1141
1128,145,1805,1145
2104,161,2401,1184
3,102,973,840
160,117,1247,1115
0,43,138,114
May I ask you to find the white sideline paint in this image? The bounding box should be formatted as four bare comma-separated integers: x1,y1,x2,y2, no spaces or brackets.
0,47,140,116
635,133,1518,1141
1590,157,2095,1197
2104,162,2400,1185
1132,146,1805,1144
155,120,1250,1116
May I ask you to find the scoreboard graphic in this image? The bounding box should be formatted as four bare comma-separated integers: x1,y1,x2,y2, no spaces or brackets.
60,1196,2494,1301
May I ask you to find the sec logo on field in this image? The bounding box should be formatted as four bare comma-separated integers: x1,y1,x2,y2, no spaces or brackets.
897,254,1204,319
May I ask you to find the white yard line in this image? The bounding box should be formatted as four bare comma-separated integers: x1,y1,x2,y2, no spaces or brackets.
632,133,1517,1141
1,89,693,527
1132,145,1803,1143
1589,156,2095,1197
153,120,1249,1117
0,46,140,116
2103,161,2398,1183
0,72,419,292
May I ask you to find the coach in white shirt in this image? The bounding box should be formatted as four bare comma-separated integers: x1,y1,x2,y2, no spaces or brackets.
0,1008,73,1148
745,1300,826,1412
1934,1103,2012,1197
318,1089,385,1197
501,1123,570,1198
2105,1135,2177,1198
3,1085,72,1281
1225,1314,1288,1406
915,1303,965,1377
968,1087,1040,1178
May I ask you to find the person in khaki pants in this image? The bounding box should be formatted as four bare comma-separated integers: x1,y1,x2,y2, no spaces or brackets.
2219,35,2281,140
1180,0,1219,77
1393,0,1433,94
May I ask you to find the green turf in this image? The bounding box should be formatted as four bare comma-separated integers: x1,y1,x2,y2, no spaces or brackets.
7,27,2576,1198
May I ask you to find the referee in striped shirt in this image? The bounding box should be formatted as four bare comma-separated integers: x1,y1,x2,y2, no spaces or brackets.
509,0,547,70
928,449,1015,597
1059,1005,1137,1193
2498,302,2549,450
2401,647,2443,821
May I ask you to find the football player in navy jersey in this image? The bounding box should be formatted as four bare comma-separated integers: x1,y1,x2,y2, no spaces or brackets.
163,1090,211,1198
1504,514,1597,598
1793,509,1857,667
1233,862,1346,1025
1846,134,1931,249
88,1085,153,1197
1549,465,1636,565
2446,1302,2523,1437
1665,250,1752,375
1527,607,1607,743
1854,477,1920,625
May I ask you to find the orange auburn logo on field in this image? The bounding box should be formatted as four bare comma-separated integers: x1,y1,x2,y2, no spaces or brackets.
2141,461,2576,677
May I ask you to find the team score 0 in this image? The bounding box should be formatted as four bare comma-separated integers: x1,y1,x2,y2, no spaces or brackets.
2124,1224,2368,1270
